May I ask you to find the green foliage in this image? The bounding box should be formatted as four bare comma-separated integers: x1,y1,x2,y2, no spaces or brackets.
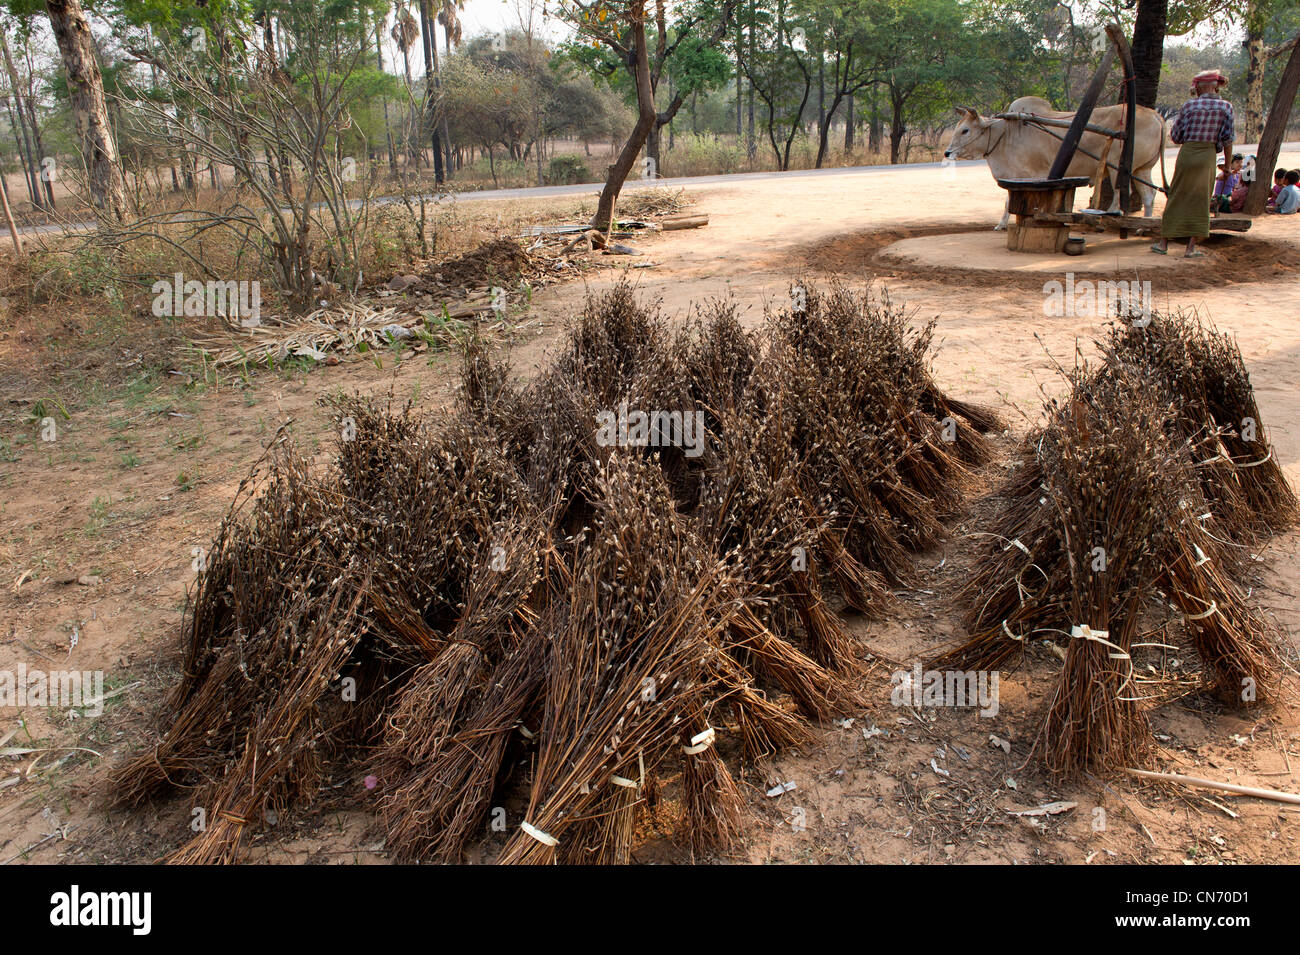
545,154,592,184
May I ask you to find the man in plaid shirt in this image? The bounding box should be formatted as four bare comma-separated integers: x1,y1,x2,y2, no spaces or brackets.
1154,70,1236,257
1170,88,1235,153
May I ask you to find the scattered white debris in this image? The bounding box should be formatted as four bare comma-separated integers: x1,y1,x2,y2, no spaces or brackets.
1005,801,1077,818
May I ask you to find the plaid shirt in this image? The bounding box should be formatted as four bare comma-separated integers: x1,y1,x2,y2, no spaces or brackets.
1170,93,1234,151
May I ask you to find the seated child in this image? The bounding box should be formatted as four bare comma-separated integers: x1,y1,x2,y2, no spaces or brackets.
1266,168,1287,211
1270,170,1300,215
1213,154,1243,213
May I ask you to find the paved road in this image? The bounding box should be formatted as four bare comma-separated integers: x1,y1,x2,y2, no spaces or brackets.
19,141,1298,236
432,139,1299,204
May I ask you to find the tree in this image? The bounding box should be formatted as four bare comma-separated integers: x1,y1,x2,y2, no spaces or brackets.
734,0,812,170
860,0,980,163
418,0,446,182
442,41,544,184
44,0,128,218
563,0,735,175
1130,0,1168,108
1244,28,1300,212
563,0,656,230
558,0,733,229
1236,0,1300,141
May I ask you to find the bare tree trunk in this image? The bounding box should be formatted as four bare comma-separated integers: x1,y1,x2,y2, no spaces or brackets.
44,0,127,219
418,0,445,184
4,96,40,207
591,3,656,232
1130,0,1167,109
817,52,825,135
0,36,45,210
440,18,453,173
888,86,905,164
746,0,755,159
1244,31,1300,214
0,163,21,256
869,86,881,153
844,92,854,151
735,14,742,139
1243,0,1271,143
376,21,398,173
22,40,55,207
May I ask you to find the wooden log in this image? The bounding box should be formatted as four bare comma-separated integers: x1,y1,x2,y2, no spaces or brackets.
998,178,1090,253
659,215,709,231
994,112,1124,140
1047,45,1116,180
1107,23,1137,216
1009,188,1075,252
1032,211,1252,233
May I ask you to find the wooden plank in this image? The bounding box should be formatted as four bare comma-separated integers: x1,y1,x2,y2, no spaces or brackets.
1048,46,1116,180
1032,212,1253,233
659,215,709,231
1108,24,1137,215
994,112,1124,140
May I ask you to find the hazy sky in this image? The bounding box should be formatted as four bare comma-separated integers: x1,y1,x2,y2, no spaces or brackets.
448,0,1233,52
455,0,566,45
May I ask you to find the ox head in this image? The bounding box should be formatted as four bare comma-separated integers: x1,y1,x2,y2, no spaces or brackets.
943,107,991,159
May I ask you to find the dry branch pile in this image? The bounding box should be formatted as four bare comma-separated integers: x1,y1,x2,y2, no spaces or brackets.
112,279,1000,864
413,236,538,292
191,302,472,367
937,311,1291,777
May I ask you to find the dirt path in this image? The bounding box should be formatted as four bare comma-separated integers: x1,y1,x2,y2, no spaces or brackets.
3,156,1300,864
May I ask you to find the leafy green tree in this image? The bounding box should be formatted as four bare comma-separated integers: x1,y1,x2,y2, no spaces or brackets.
561,0,736,175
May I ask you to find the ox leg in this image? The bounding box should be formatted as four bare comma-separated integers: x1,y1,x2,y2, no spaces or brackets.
1105,166,1122,214
1138,177,1156,217
996,197,1010,231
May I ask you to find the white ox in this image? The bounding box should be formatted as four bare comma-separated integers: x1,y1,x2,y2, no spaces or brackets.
943,96,1166,230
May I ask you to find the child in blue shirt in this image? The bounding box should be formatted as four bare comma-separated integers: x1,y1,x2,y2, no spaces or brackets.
1270,170,1300,215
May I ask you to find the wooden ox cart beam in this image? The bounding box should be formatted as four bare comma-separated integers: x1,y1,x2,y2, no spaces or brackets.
1032,211,1253,234
994,112,1126,141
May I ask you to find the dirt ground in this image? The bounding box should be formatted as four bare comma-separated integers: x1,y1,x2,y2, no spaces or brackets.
4,154,1300,865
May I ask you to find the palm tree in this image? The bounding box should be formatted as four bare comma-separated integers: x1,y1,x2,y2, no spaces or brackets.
437,0,464,55
391,3,421,166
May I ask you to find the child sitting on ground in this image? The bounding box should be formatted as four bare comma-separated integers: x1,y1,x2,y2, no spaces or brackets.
1229,159,1253,212
1213,154,1243,213
1269,170,1300,215
1266,168,1287,211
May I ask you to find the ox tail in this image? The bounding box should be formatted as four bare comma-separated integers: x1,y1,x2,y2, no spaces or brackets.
1158,119,1169,194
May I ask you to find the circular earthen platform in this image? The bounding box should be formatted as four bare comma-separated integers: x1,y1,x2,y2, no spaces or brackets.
877,229,1202,275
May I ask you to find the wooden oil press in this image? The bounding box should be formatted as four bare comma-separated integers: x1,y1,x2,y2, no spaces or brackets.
995,23,1251,253
996,23,1137,253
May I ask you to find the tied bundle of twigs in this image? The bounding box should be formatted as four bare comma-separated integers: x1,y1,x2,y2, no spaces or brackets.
1107,309,1297,537
1034,367,1185,776
113,277,1000,864
496,457,742,864
937,335,1290,777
